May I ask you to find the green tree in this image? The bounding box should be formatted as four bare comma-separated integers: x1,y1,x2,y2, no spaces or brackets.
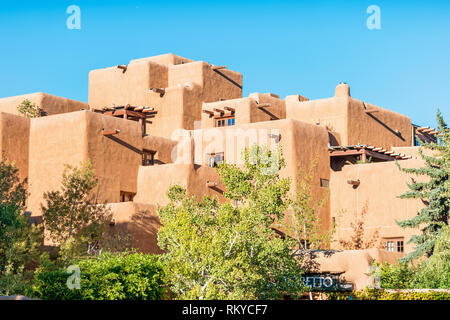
282,157,333,249
157,145,305,299
41,160,112,263
0,158,41,296
396,110,449,261
17,99,41,118
412,225,450,289
33,252,166,300
0,156,27,208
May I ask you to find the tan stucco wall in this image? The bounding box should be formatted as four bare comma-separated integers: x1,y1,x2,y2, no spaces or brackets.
85,112,144,204
0,92,87,117
0,112,30,182
202,93,286,129
286,84,413,149
134,163,224,206
28,111,88,216
107,202,162,254
286,95,348,143
142,135,178,165
300,249,404,290
330,159,425,253
347,98,412,149
27,111,148,216
88,54,242,139
191,119,332,232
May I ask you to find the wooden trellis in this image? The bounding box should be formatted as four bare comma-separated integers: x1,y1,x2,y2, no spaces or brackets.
93,104,157,136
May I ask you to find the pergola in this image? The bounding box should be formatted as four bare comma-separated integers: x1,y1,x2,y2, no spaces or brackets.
329,144,415,170
414,126,439,144
92,104,157,136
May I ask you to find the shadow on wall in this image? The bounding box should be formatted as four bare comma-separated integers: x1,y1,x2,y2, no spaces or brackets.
104,210,163,254
294,249,338,273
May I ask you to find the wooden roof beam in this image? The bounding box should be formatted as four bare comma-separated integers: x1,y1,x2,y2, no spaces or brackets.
102,129,120,136
203,110,215,117
206,181,219,188
347,179,360,186
224,106,235,112
150,88,165,96
117,65,127,73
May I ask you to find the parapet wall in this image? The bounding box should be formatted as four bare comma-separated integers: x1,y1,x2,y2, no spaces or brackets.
286,83,413,149
0,112,30,181
0,92,88,117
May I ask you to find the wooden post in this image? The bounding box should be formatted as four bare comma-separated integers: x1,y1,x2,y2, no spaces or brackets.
143,117,146,136
117,65,127,72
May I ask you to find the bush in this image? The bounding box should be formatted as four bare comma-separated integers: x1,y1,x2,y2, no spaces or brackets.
351,288,450,300
411,226,450,289
327,288,450,300
372,227,450,290
376,262,416,289
33,252,166,300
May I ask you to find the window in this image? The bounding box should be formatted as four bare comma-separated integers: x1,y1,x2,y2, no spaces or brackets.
120,191,135,202
320,178,329,188
215,116,235,127
384,237,404,252
142,149,156,166
207,152,224,168
385,241,394,252
397,240,404,253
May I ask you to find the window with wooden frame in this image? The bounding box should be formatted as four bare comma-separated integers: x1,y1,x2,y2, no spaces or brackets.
206,152,224,167
215,115,235,127
320,178,330,188
120,191,136,202
142,149,156,166
383,237,404,253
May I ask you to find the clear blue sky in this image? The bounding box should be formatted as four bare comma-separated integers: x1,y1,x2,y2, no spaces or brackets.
0,0,448,127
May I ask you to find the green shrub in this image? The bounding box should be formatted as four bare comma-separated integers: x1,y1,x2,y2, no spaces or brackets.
376,262,416,289
411,226,450,289
327,288,450,300
372,227,450,290
33,252,166,300
350,288,450,300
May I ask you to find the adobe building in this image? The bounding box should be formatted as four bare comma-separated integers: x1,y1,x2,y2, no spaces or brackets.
0,53,441,290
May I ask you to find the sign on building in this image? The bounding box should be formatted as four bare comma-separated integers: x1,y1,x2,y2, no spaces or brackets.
301,273,354,292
